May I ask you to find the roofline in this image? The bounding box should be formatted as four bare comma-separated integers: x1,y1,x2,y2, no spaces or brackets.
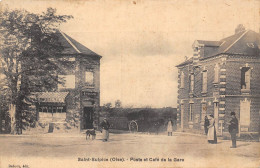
55,53,102,59
175,60,193,67
59,30,81,54
223,30,249,53
176,52,259,68
200,53,259,61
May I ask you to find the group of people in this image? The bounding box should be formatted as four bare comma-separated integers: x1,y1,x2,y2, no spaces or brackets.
100,112,239,148
204,112,238,148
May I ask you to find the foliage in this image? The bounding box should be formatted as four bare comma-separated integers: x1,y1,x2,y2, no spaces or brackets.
103,102,112,109
114,99,122,108
0,7,73,134
104,107,177,132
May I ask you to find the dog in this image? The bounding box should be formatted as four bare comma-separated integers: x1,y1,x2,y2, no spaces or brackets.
86,129,96,140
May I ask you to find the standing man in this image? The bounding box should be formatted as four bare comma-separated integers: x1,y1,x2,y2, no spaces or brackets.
228,112,238,148
100,118,110,142
204,115,209,135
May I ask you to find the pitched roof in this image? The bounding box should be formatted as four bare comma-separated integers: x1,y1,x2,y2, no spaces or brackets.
196,40,222,47
208,30,260,57
176,57,193,67
56,30,101,57
177,30,260,67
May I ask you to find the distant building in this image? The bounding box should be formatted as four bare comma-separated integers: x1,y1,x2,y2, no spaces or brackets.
176,30,260,137
33,30,102,131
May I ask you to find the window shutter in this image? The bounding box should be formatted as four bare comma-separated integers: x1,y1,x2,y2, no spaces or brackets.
181,72,185,88
202,71,207,92
245,69,250,89
190,74,194,92
214,64,219,83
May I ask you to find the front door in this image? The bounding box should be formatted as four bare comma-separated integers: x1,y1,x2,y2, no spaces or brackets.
83,107,94,129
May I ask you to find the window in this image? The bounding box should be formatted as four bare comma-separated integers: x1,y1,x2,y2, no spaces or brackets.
240,98,250,126
85,71,94,86
58,75,75,89
39,106,66,113
202,70,207,93
190,74,194,93
180,72,185,88
241,67,251,90
214,64,219,83
189,104,193,121
247,43,255,48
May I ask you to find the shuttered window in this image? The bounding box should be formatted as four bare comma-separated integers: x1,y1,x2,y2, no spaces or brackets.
202,71,207,93
214,64,219,83
180,72,185,88
190,74,194,93
189,104,193,121
241,67,251,90
85,71,94,86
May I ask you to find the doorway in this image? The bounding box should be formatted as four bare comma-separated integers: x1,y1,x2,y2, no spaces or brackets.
214,102,219,133
83,107,94,129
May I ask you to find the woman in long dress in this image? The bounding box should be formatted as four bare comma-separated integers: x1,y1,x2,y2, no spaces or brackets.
167,119,173,136
100,118,110,142
207,114,217,144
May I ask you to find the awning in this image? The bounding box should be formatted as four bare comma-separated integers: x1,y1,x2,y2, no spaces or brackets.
34,92,69,104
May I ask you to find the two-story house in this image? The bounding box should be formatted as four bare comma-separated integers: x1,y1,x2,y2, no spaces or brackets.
176,30,260,138
33,30,102,131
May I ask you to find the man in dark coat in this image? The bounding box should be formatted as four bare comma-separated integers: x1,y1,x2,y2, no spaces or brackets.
100,118,110,142
228,112,238,148
204,115,209,135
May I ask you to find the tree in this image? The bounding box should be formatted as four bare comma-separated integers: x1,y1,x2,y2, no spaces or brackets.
0,7,73,134
103,103,112,109
235,24,246,34
115,99,122,108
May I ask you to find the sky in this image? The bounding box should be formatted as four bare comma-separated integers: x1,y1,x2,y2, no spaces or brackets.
1,0,259,107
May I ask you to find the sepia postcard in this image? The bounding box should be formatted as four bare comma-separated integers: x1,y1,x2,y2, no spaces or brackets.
0,0,259,167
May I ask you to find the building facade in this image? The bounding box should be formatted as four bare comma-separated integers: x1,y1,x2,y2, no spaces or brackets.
176,30,260,138
33,30,102,131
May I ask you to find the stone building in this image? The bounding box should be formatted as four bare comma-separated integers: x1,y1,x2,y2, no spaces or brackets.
176,30,260,138
33,30,102,131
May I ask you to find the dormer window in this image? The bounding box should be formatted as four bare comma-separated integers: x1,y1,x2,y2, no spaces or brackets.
247,43,255,48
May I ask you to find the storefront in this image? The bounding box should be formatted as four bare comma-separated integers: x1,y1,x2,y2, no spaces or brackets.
35,92,69,123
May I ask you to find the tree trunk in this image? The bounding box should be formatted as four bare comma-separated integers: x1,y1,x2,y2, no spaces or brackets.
9,103,22,134
9,104,16,134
